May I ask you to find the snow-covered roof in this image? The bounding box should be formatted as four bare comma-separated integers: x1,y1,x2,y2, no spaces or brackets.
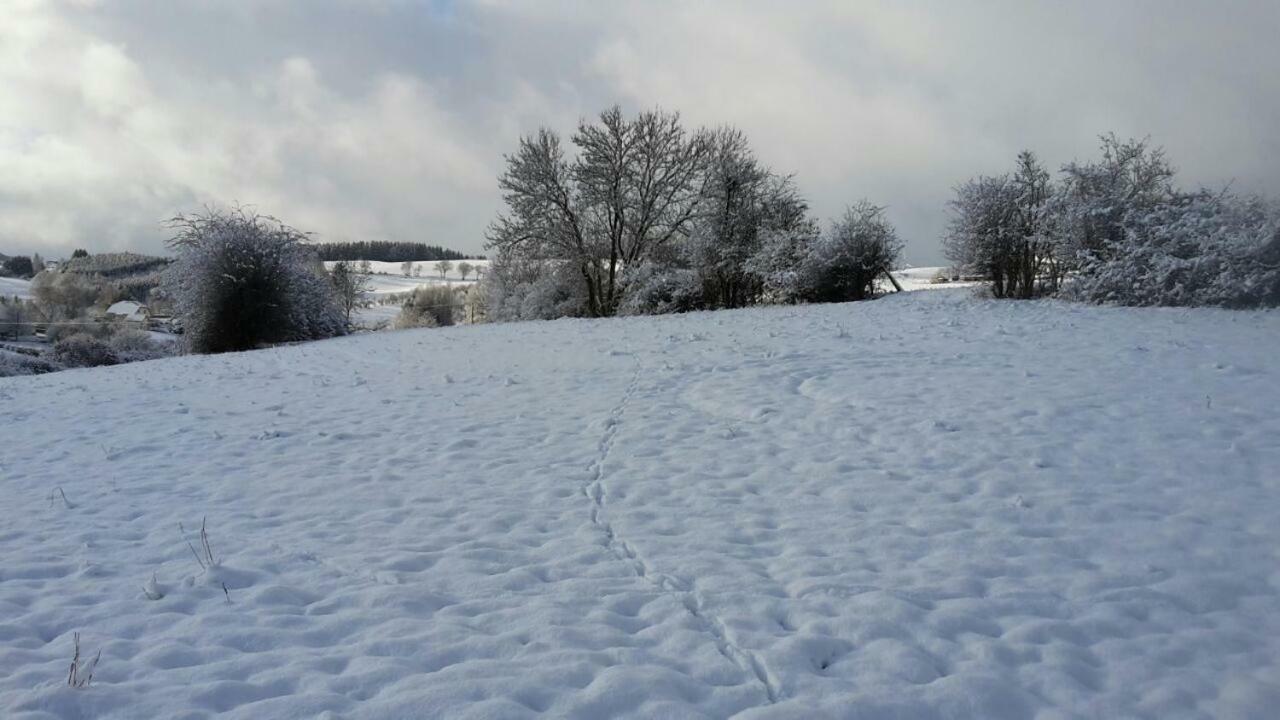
106,300,148,321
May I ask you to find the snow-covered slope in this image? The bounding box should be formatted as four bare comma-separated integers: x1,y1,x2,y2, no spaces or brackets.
0,276,33,299
3,290,1279,719
323,260,487,300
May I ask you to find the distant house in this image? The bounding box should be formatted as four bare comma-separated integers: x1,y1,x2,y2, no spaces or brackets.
105,300,149,325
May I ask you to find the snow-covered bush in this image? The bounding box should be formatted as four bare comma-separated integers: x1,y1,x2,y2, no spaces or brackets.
394,308,439,330
162,208,346,353
616,262,703,316
482,251,589,322
0,297,39,338
944,151,1060,298
395,286,457,329
47,334,118,368
790,202,903,303
108,327,170,362
1059,134,1176,266
44,321,112,344
0,351,56,377
30,271,103,321
746,226,817,304
1066,192,1280,308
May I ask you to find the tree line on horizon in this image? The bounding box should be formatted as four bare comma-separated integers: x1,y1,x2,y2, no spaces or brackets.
311,240,475,263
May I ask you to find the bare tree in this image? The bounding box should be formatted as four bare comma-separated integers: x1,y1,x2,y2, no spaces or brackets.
437,260,453,280
401,260,414,277
330,260,372,326
944,173,1021,298
457,261,474,280
944,150,1066,298
684,127,813,308
487,106,711,317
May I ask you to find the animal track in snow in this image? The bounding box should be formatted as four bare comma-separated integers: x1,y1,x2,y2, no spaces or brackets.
580,357,781,705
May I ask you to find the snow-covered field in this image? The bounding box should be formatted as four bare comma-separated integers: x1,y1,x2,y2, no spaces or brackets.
2,289,1279,719
0,276,33,300
323,260,487,301
890,266,981,292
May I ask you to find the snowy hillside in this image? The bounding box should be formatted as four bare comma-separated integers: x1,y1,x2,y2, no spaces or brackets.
324,260,487,300
2,289,1279,718
0,276,33,300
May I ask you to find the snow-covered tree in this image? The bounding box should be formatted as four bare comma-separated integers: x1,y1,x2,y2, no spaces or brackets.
481,248,587,322
681,128,814,309
487,106,710,317
462,282,486,323
0,296,39,338
944,151,1059,298
1067,191,1280,307
162,207,346,353
457,261,474,281
746,222,821,304
791,202,902,303
330,260,372,326
1059,134,1176,266
31,270,99,320
1,255,34,279
396,285,456,328
437,260,453,280
1009,151,1058,296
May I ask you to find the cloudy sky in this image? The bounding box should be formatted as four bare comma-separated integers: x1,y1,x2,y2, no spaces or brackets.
3,0,1277,264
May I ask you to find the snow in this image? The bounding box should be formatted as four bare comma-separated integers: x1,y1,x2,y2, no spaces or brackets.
104,301,147,323
2,289,1279,719
324,260,487,301
889,266,981,292
0,276,33,300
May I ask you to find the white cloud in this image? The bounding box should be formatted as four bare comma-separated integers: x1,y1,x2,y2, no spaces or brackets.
1,0,1277,264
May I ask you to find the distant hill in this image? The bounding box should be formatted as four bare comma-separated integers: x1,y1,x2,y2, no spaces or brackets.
61,252,171,279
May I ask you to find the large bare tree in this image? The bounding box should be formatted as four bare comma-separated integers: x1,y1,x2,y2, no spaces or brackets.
487,107,710,316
